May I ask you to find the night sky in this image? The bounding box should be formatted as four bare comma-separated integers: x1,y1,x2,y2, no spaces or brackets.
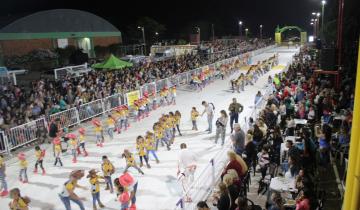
0,0,341,40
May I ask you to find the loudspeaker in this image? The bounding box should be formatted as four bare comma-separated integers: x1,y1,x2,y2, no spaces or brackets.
320,48,335,70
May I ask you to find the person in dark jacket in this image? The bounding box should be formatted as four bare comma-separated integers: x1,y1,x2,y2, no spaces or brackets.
223,174,240,210
217,183,231,210
228,98,244,133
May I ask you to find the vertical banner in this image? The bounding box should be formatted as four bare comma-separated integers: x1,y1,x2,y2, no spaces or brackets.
126,90,140,107
300,32,307,44
275,32,281,44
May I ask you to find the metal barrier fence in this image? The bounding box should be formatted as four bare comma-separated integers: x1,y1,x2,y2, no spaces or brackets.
0,45,277,154
0,131,9,154
4,118,48,152
48,108,79,129
78,99,104,122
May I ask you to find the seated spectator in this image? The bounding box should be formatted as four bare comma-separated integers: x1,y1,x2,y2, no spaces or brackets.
197,201,210,210
295,188,312,210
267,192,284,210
221,151,248,179
223,174,240,210
235,196,250,210
216,183,230,210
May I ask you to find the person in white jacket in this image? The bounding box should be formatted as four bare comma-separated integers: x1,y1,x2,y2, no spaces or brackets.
177,143,197,202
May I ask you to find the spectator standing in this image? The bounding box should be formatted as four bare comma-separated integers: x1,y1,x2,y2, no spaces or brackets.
201,101,215,134
215,110,229,146
231,124,246,155
228,98,244,133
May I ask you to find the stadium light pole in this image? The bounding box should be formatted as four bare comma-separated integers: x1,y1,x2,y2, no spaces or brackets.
137,26,146,55
321,1,326,31
238,21,243,38
259,25,263,39
245,28,249,39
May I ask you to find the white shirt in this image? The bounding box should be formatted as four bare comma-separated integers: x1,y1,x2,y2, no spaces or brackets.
178,148,197,171
204,105,213,117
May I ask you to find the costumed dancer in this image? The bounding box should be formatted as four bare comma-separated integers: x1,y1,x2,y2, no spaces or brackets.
87,169,105,210
168,112,176,142
145,131,160,163
106,114,116,140
174,110,182,136
191,107,199,131
67,133,78,163
153,123,170,151
122,149,144,175
170,86,177,105
101,155,115,193
78,128,88,156
93,119,104,147
18,153,28,183
33,145,46,175
143,92,150,117
118,172,138,210
136,136,151,168
150,90,157,110
53,137,63,166
8,188,30,210
58,170,87,210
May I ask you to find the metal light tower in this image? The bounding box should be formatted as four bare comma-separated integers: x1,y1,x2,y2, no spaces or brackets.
259,25,263,39
238,21,243,37
321,0,326,33
137,26,146,55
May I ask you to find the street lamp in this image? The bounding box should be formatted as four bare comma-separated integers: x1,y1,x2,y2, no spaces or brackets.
245,28,249,38
259,25,263,39
137,26,146,55
321,0,326,35
238,21,243,37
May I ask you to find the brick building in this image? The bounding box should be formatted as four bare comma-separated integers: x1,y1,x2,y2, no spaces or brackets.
0,9,122,63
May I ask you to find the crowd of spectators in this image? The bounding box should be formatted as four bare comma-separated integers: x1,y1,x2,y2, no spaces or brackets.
206,46,353,210
0,39,272,129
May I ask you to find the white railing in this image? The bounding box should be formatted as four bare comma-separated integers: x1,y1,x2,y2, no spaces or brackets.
4,118,48,152
0,45,276,154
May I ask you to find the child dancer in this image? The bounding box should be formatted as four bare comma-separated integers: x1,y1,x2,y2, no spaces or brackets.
0,154,8,196
67,133,78,163
93,119,104,147
9,188,30,210
174,110,182,136
191,107,199,131
116,183,130,210
101,155,115,193
18,153,28,183
53,137,63,166
121,105,130,130
170,86,177,105
115,107,123,134
122,149,144,175
150,90,157,110
106,114,115,140
87,169,105,210
78,128,88,156
145,131,160,163
168,113,177,142
34,145,46,175
136,136,151,168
